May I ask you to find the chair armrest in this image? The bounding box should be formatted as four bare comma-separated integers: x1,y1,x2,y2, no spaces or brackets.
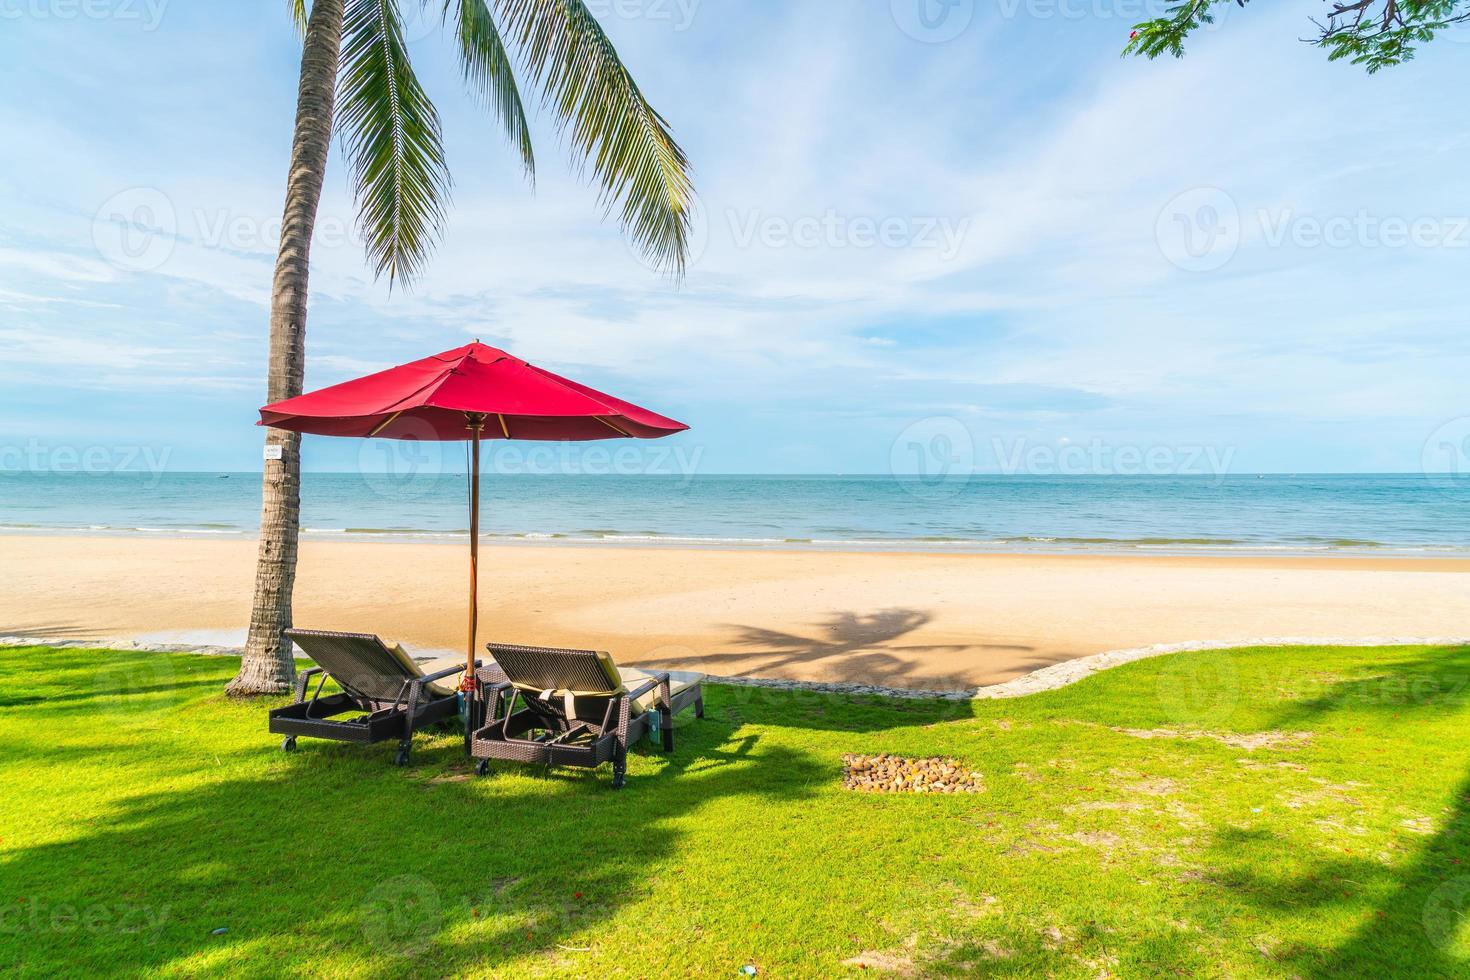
404,663,472,716
294,666,325,703
625,677,660,700
417,663,470,685
480,680,513,719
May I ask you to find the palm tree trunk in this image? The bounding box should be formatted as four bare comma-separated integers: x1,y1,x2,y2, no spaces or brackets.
227,0,345,696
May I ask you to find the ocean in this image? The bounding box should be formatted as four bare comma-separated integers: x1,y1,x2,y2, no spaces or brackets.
1,471,1467,557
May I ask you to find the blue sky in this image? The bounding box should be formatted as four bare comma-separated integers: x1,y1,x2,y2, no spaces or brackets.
1,1,1467,476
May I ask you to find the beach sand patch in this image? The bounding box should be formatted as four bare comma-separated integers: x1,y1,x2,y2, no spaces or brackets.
841,950,916,974
1003,838,1059,857
1125,777,1180,796
1041,924,1071,950
1113,727,1313,751
1011,762,1041,783
937,882,1001,920
1283,778,1368,809
1237,758,1309,773
1066,800,1147,814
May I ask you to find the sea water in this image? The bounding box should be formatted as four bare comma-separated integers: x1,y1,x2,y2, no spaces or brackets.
2,471,1468,557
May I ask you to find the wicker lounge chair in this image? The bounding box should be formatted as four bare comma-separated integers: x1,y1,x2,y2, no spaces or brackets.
470,642,704,788
269,628,506,766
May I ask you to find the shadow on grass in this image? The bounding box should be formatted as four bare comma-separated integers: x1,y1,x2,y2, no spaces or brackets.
1,710,825,976
1178,646,1470,977
1266,645,1470,728
1267,646,1470,977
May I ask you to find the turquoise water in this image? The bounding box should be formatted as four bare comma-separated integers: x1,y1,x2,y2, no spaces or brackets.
0,472,1467,556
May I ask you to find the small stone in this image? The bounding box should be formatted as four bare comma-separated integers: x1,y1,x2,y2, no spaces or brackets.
841,755,983,795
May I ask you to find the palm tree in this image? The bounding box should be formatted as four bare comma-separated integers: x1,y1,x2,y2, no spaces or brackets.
226,0,694,694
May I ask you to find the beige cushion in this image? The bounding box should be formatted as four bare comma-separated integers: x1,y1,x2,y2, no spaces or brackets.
381,640,465,698
500,651,702,717
416,655,468,697
618,666,704,714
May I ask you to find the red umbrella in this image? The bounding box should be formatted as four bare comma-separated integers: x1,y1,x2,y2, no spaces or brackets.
259,341,688,731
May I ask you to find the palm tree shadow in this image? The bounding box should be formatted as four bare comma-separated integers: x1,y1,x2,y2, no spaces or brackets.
634,607,1040,694
1177,646,1470,976
1,713,826,977
0,623,103,640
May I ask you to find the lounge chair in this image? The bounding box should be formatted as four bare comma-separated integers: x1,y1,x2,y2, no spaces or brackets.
269,628,506,766
470,642,705,788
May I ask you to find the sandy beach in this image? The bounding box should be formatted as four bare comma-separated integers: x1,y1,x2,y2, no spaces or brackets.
3,534,1467,690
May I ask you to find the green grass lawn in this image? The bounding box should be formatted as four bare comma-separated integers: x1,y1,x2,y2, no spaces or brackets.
3,643,1470,977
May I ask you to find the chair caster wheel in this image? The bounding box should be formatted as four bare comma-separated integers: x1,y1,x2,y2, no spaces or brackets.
611,772,626,790
475,760,490,777
394,745,411,767
281,736,297,753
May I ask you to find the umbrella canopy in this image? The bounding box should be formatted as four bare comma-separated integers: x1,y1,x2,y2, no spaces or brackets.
259,341,688,441
258,341,688,748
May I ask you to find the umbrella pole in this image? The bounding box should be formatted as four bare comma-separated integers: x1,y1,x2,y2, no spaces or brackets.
464,417,483,755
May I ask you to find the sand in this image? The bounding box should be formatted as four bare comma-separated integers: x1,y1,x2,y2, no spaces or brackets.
3,535,1468,691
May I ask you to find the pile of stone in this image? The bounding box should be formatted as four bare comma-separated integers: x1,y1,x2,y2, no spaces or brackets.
842,754,983,794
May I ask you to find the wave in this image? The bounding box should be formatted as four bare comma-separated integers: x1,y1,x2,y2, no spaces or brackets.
5,521,1466,556
0,523,247,535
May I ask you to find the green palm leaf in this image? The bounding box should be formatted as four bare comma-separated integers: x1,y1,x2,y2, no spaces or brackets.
493,0,695,275
288,0,308,33
338,0,452,284
454,0,536,177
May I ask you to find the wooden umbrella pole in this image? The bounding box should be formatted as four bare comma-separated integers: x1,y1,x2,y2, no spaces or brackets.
468,421,481,682
464,416,484,753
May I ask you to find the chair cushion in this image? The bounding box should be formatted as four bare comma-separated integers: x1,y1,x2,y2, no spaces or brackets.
416,655,469,697
618,667,704,715
382,641,465,698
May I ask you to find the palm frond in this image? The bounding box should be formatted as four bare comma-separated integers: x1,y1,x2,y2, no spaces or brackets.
495,0,694,275
338,0,452,285
289,0,308,34
453,0,536,178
